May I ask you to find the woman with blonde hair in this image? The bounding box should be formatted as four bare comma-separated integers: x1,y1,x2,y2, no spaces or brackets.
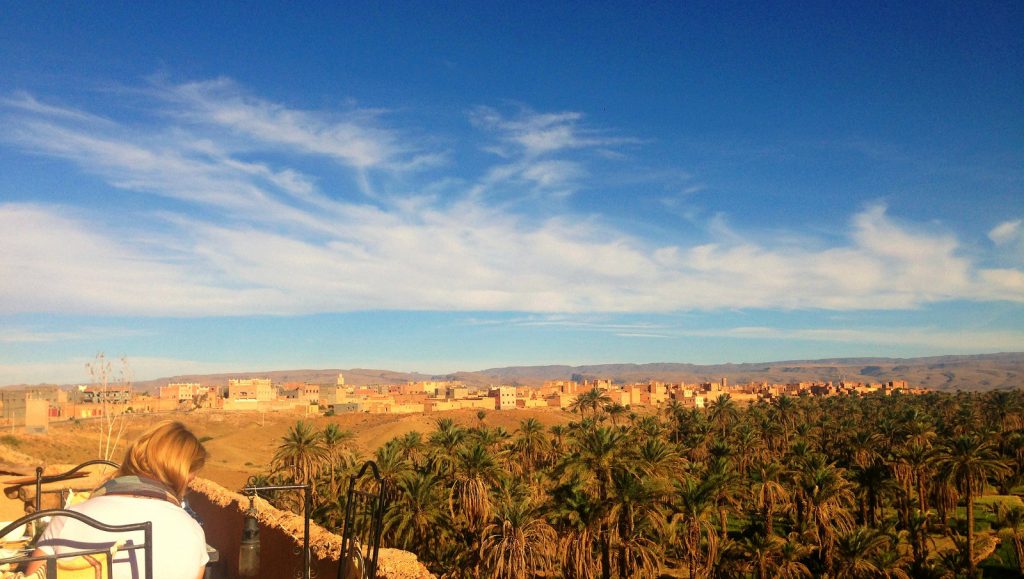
28,421,210,579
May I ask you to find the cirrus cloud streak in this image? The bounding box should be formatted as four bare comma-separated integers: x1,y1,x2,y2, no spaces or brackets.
1,81,1022,318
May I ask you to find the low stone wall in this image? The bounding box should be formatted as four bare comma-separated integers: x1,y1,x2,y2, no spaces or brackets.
187,478,434,579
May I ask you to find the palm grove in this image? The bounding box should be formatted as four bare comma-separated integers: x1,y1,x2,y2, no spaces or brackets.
257,388,1024,578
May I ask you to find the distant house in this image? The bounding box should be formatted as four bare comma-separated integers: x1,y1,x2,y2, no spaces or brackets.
81,385,132,404
489,386,517,410
228,378,274,401
282,382,320,404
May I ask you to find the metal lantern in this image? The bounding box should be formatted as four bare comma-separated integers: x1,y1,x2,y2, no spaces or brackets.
238,493,261,577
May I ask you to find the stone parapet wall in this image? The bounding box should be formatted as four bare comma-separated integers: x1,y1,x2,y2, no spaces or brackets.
187,478,434,579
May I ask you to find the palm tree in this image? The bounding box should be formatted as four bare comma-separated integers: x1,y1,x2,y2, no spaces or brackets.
383,471,450,564
710,537,751,577
449,442,503,531
871,548,911,579
550,480,602,579
845,430,884,468
271,420,329,490
550,424,567,454
706,456,742,543
771,395,799,447
632,414,664,441
663,399,685,442
739,532,782,579
997,431,1024,494
771,535,813,579
373,439,412,501
898,408,937,449
893,442,936,515
607,469,666,579
671,475,720,579
749,459,789,537
1001,505,1024,575
604,402,628,428
833,527,889,579
851,462,894,528
396,430,425,467
934,434,1012,576
732,423,765,476
480,496,557,579
902,509,935,573
984,389,1022,435
472,425,511,451
428,418,466,476
570,388,612,419
563,426,627,579
513,417,551,474
798,462,856,573
707,393,739,439
636,436,683,480
321,423,354,497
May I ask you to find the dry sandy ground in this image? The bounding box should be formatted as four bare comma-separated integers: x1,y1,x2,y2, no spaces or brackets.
2,407,574,503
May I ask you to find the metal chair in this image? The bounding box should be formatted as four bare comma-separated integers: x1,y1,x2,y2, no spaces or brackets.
33,461,120,514
337,462,386,579
0,509,152,579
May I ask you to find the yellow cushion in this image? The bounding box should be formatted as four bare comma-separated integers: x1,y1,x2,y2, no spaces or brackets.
63,492,91,508
55,553,109,578
53,540,121,579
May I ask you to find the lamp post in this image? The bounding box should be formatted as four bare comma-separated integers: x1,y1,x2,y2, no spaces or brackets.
241,478,312,579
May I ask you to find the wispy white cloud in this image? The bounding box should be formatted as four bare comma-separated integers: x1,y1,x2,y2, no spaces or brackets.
469,107,615,157
1,91,115,125
986,218,1024,269
989,219,1021,246
1,81,1022,320
462,315,669,331
0,356,255,386
0,204,277,316
672,325,1024,352
459,315,1024,352
466,106,637,198
0,326,152,343
160,78,408,171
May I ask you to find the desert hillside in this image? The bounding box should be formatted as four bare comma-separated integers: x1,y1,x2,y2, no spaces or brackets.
0,407,574,494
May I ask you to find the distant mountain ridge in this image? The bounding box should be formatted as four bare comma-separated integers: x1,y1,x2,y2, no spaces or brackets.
456,352,1024,391
5,353,1022,393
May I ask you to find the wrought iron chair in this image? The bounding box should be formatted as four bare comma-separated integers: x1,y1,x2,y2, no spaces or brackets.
337,461,386,579
33,461,120,513
0,509,152,579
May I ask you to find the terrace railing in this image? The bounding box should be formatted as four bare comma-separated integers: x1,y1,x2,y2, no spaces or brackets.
338,461,386,579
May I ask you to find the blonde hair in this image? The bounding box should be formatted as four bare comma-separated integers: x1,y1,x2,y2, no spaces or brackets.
117,421,208,499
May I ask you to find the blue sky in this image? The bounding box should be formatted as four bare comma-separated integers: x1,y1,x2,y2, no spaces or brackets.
1,2,1022,385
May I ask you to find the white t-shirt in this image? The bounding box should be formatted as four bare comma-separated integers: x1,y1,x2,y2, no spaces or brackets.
37,495,208,579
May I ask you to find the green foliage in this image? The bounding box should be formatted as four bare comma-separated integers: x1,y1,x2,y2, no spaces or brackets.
257,388,1024,577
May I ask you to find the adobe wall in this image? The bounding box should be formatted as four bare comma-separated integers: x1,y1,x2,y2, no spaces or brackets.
187,478,433,579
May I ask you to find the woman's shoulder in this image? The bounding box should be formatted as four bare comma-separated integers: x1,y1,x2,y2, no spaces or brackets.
74,495,199,526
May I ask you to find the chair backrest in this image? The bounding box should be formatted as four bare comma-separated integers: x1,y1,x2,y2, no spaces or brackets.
0,509,151,579
338,461,386,579
34,461,120,513
52,541,121,579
